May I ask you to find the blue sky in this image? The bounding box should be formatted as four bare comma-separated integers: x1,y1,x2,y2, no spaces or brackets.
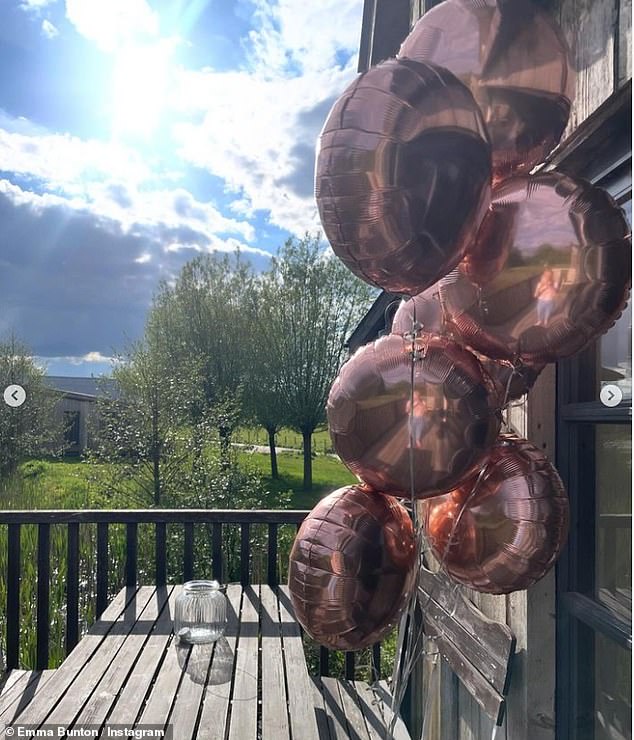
0,0,363,376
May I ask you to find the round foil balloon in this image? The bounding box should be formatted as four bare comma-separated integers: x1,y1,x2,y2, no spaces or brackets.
288,486,416,651
422,435,569,593
315,57,491,296
480,358,544,404
399,0,575,184
327,333,501,498
391,288,542,402
391,288,445,336
438,172,632,365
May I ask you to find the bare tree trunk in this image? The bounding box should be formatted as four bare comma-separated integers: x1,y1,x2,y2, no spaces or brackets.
267,426,279,479
302,429,312,491
153,452,161,506
219,425,231,467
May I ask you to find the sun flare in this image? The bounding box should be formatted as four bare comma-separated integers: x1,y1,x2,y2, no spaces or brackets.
110,42,174,138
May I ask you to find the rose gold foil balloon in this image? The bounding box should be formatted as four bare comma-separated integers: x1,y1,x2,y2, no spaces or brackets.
439,172,632,365
315,57,491,296
422,435,569,594
399,0,575,185
480,358,544,403
327,333,500,498
391,287,543,402
288,486,416,651
391,288,444,336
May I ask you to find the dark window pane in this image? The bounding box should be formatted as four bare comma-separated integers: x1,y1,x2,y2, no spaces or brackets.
596,424,632,619
599,200,632,402
595,632,632,740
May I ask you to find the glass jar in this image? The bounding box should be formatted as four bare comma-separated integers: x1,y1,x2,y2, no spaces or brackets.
174,580,227,644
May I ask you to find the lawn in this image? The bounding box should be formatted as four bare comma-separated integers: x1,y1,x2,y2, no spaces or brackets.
233,425,334,454
237,449,357,508
0,450,356,512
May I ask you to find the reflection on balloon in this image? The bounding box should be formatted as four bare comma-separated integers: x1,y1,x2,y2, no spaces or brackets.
315,57,491,296
439,172,632,364
422,435,569,594
288,486,416,651
327,334,500,498
399,0,575,185
480,358,544,404
391,288,445,336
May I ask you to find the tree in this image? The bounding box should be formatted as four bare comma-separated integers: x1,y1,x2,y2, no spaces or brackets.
253,234,375,490
89,321,204,506
149,252,254,464
0,334,62,477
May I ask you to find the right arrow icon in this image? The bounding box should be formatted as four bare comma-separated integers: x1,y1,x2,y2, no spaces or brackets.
600,384,623,407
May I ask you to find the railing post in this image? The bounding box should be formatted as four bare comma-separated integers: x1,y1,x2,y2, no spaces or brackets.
126,522,138,588
66,522,80,653
155,522,167,587
212,522,223,582
240,523,250,587
36,523,50,670
7,523,21,670
267,523,278,587
319,647,329,677
345,651,355,680
183,522,194,582
96,522,109,618
372,642,381,682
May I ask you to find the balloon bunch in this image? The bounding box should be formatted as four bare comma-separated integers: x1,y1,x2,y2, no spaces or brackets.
289,0,631,726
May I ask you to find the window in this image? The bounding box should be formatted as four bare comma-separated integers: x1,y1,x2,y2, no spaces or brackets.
555,90,632,739
63,410,81,448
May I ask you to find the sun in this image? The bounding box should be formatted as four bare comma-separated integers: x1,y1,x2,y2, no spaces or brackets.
110,41,174,138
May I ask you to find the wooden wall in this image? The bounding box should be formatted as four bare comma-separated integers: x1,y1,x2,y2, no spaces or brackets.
407,1,631,738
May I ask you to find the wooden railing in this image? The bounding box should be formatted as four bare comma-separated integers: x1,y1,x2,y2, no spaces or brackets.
0,509,381,681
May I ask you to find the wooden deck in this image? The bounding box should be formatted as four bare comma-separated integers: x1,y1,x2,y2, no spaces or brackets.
0,585,410,739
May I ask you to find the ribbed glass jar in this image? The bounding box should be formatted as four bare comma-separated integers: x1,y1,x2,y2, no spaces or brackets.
174,580,227,644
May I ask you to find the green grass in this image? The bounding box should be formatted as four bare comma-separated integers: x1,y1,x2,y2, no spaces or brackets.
237,450,357,509
234,425,334,454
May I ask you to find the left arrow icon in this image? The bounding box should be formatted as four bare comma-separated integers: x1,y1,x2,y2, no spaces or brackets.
3,385,26,408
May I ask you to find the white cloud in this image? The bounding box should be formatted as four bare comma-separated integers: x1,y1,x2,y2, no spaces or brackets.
0,117,259,247
65,0,159,52
76,351,116,365
41,19,59,38
170,0,363,235
20,0,58,11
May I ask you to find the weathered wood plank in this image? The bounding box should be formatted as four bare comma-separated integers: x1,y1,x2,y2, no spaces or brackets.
0,672,55,726
354,681,388,740
425,619,507,725
0,587,138,732
366,681,411,740
337,680,372,740
260,586,290,740
103,587,182,730
554,0,618,133
439,660,459,740
169,641,215,740
278,586,320,740
74,586,173,727
320,677,351,740
310,677,333,740
227,585,259,740
196,585,242,740
418,573,515,694
45,587,157,725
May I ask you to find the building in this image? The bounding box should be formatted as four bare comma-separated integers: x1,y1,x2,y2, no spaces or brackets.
353,2,632,739
43,376,119,455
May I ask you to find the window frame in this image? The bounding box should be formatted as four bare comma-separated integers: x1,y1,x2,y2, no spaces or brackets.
552,84,632,740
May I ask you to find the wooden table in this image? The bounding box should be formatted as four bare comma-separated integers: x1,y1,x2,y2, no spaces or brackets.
0,585,410,740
